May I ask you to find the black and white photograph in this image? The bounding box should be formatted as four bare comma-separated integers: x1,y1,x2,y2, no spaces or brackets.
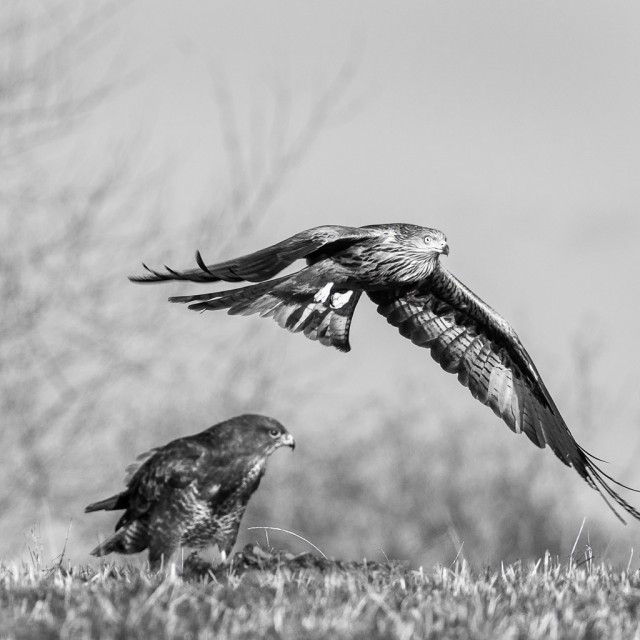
2,1,640,637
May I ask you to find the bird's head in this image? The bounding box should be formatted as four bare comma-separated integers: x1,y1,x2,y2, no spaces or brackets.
259,417,295,453
217,414,295,455
404,226,449,256
380,224,449,283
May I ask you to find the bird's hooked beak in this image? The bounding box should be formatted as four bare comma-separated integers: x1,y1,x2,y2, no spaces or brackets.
436,240,449,256
280,432,295,451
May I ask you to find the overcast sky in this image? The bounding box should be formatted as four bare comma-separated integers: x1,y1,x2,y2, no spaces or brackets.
78,0,640,457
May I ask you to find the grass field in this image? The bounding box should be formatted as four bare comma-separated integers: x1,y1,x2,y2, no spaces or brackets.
2,544,640,640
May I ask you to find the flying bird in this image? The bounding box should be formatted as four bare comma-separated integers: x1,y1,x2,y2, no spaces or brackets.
130,223,640,523
85,414,294,569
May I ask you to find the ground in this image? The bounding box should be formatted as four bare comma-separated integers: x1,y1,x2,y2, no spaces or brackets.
2,545,640,639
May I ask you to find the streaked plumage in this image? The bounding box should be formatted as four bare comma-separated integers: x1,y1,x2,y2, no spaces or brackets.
130,223,640,522
85,414,294,569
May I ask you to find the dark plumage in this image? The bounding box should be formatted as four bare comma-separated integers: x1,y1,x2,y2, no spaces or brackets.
130,223,640,523
85,414,294,569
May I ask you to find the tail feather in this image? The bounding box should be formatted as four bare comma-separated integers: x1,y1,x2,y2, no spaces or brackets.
85,492,128,513
90,520,148,557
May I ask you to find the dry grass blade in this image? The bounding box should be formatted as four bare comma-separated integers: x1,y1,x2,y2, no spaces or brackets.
247,526,329,559
1,556,640,639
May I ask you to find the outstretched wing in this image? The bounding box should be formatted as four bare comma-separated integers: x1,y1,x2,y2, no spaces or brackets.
129,225,375,284
169,274,362,352
369,263,640,522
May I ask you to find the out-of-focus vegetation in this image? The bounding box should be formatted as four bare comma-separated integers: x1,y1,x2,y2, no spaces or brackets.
3,547,640,640
1,1,638,571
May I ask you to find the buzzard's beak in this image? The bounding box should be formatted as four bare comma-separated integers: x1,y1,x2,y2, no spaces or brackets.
438,242,449,256
281,433,295,450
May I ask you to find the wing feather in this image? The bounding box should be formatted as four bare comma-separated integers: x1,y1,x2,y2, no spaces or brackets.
466,341,494,403
430,325,467,371
369,264,640,522
438,327,473,373
456,335,484,387
123,435,266,525
129,225,376,284
169,271,361,351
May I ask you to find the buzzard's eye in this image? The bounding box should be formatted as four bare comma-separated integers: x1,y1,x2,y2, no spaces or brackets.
424,236,431,244
268,428,280,438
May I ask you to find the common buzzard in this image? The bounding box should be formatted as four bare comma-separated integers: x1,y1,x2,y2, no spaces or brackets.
85,414,294,569
130,223,640,522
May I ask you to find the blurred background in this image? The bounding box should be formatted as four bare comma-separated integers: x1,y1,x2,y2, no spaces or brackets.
2,0,640,568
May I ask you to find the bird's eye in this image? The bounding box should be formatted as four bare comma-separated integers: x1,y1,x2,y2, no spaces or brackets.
268,428,280,438
424,236,432,243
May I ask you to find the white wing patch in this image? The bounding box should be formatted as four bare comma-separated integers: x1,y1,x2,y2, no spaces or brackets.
314,282,333,303
330,290,353,309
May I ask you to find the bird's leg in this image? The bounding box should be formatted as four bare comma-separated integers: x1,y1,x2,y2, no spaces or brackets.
148,552,180,574
148,552,170,573
148,539,179,573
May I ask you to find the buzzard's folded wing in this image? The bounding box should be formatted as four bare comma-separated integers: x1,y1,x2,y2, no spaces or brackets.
369,264,640,522
122,442,206,521
127,440,264,515
129,225,375,284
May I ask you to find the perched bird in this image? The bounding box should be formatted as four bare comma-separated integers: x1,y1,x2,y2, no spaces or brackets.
130,223,640,522
85,414,294,569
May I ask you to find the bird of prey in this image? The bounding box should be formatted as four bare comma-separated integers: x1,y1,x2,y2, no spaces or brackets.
130,223,640,522
85,414,294,569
